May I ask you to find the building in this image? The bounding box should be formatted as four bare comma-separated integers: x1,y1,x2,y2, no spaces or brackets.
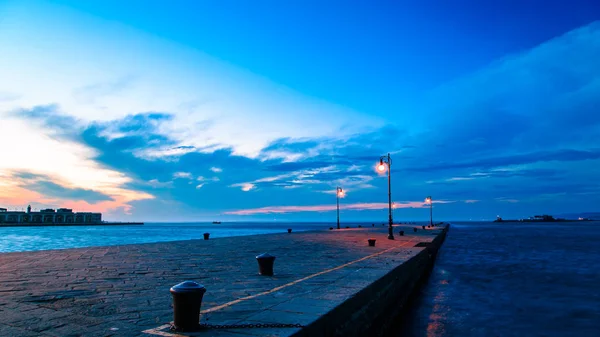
0,205,102,224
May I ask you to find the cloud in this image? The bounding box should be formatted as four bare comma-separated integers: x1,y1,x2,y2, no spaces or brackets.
195,183,204,189
412,149,600,173
210,167,223,173
25,180,113,204
0,108,154,214
146,179,173,188
410,22,600,170
446,177,476,182
173,172,193,179
224,200,438,215
230,183,255,192
10,104,82,140
496,198,520,203
0,171,150,214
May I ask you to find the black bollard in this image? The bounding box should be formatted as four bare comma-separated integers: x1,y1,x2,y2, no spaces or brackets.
372,224,375,227
422,225,426,230
329,227,333,230
170,281,206,331
414,227,418,232
345,226,350,229
399,230,404,236
203,233,210,240
256,253,276,276
287,228,292,233
358,225,362,228
368,238,376,247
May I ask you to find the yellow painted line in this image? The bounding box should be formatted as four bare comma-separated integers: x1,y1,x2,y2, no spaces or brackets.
142,324,185,337
143,238,419,336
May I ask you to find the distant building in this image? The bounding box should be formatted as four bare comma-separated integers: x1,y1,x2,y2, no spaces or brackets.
0,205,102,224
529,215,555,221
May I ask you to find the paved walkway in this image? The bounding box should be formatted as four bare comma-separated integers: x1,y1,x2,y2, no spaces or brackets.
0,224,444,337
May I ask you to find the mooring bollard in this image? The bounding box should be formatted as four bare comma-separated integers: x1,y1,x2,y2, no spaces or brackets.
414,227,418,232
422,225,426,230
170,281,206,331
358,225,362,228
399,230,404,236
203,233,210,240
372,224,375,227
368,238,376,247
287,228,292,233
329,227,333,230
256,253,276,276
345,226,350,229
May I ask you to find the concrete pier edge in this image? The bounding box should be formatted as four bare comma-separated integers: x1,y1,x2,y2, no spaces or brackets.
142,225,449,337
292,225,449,337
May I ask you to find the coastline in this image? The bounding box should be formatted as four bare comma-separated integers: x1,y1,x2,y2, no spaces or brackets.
0,221,144,227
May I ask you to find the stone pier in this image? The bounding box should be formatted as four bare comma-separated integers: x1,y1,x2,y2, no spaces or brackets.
0,224,448,337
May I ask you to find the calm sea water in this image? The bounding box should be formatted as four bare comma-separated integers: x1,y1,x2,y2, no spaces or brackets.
0,222,357,253
399,221,600,337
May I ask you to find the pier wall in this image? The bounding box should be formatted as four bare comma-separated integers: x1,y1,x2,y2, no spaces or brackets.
295,226,448,337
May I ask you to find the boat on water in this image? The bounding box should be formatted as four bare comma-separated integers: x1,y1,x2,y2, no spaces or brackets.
212,221,221,224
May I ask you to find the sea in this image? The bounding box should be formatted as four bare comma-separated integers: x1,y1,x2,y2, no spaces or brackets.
0,222,338,253
398,221,600,337
1,221,599,336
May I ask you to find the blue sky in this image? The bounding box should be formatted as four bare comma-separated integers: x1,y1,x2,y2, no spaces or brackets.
1,0,599,222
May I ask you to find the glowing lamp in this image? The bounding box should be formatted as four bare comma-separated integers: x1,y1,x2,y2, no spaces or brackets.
377,163,386,172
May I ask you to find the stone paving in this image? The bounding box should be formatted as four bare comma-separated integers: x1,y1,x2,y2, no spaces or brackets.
0,224,445,337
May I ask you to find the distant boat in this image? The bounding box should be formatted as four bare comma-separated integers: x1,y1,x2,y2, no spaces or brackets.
212,221,221,224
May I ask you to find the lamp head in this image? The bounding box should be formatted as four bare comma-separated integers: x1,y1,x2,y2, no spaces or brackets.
377,163,386,172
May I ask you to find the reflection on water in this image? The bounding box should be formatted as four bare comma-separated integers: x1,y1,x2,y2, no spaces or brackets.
399,221,600,337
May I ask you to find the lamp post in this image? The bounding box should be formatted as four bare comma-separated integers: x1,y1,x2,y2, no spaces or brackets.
378,153,394,240
336,187,344,229
425,196,433,226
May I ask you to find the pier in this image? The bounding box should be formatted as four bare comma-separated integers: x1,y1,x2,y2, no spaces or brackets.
0,224,448,336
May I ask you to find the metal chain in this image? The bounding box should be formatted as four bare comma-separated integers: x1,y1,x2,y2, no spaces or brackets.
170,322,303,331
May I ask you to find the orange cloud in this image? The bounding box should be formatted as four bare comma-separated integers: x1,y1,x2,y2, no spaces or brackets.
0,185,50,206
0,171,153,214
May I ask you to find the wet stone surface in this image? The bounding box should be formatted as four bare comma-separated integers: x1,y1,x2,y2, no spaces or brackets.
0,225,444,336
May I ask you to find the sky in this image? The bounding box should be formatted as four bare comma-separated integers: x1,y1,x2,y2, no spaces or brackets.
1,0,599,222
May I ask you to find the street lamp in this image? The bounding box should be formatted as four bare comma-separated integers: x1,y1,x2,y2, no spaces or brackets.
378,153,394,240
336,187,344,229
425,196,433,226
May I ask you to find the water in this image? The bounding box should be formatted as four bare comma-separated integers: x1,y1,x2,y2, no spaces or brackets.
399,221,600,337
0,222,361,253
